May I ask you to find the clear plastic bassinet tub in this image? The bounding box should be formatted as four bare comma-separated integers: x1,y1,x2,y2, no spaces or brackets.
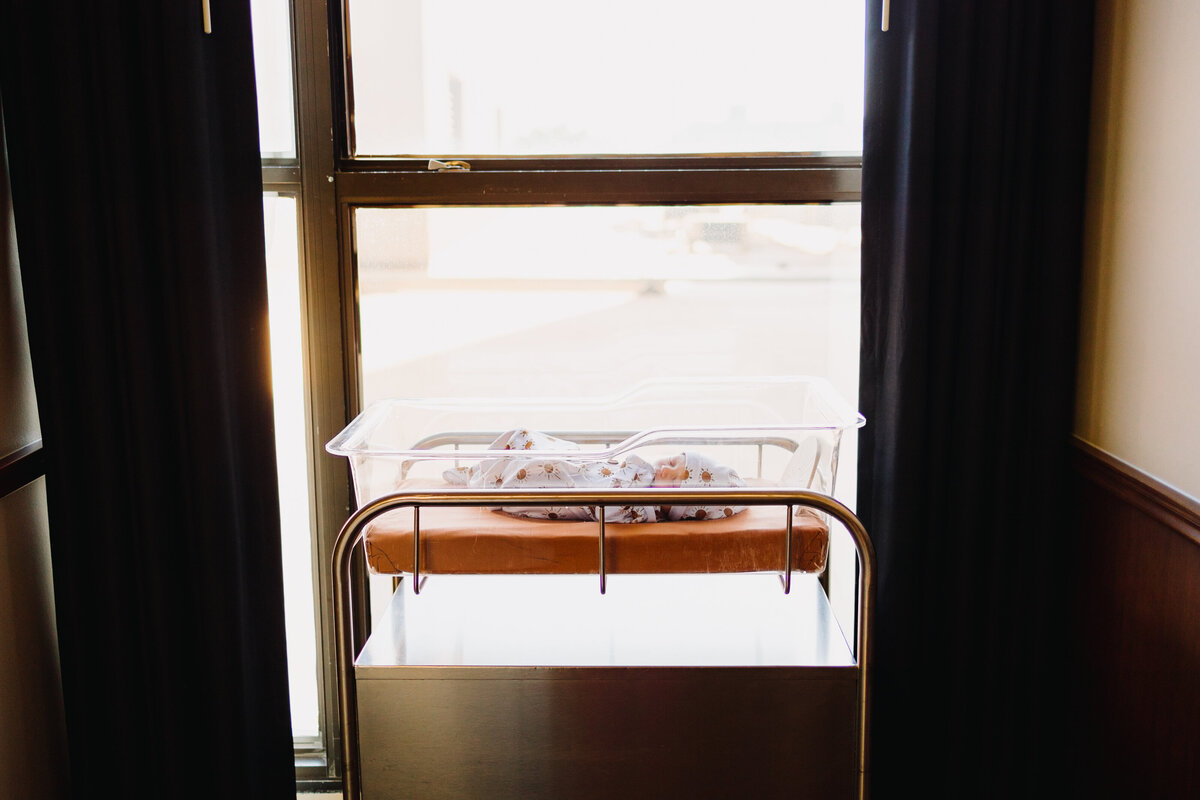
326,376,865,508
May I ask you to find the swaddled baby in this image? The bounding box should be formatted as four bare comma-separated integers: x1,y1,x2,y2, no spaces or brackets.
443,428,746,523
650,452,747,521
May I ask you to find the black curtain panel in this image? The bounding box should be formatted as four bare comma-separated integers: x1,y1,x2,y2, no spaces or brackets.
0,2,294,796
859,2,1094,796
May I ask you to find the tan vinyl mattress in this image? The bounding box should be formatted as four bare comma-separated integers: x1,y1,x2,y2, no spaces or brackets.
364,501,829,576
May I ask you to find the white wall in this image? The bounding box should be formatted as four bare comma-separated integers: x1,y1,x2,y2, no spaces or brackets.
2,120,70,796
1076,0,1200,500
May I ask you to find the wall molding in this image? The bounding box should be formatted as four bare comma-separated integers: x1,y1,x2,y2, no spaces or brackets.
1072,435,1200,548
1070,433,1200,797
0,439,44,500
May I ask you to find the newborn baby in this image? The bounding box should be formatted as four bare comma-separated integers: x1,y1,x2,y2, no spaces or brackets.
443,428,746,523
649,453,747,521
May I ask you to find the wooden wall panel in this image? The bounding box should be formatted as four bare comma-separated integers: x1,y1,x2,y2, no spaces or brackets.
1072,439,1200,797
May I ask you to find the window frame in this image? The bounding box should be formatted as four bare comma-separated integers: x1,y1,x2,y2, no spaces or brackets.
283,0,863,785
336,155,861,206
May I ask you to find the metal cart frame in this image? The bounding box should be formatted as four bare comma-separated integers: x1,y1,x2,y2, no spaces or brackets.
332,487,874,799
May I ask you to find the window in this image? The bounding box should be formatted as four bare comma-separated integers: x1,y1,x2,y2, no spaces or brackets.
345,0,864,156
261,192,318,741
251,0,326,778
267,0,864,783
355,204,860,400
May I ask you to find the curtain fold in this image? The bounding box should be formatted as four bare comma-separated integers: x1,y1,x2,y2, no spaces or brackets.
1,2,295,795
859,2,1095,795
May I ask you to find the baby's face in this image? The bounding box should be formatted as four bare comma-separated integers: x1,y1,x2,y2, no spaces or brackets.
654,455,689,485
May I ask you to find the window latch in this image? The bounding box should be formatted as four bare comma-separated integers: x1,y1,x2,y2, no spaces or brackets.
427,159,471,172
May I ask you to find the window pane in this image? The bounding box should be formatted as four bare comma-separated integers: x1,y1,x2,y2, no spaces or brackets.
263,193,318,738
355,204,859,429
346,0,864,156
251,0,297,159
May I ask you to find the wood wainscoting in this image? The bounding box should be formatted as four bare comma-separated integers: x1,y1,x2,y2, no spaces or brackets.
1071,438,1199,797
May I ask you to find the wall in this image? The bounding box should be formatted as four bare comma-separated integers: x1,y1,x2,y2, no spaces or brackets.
1073,1,1200,793
1076,0,1200,499
1,116,70,796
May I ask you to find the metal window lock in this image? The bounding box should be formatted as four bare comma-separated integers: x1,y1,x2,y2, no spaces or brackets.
427,159,472,172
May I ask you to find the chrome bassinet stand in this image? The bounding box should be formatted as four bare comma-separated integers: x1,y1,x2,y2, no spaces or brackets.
332,486,875,799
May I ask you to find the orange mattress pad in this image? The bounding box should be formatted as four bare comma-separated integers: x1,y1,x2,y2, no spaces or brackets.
364,501,829,576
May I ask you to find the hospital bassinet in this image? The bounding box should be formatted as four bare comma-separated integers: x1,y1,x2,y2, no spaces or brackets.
327,376,874,799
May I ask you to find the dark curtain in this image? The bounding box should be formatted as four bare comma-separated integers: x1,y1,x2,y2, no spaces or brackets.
859,2,1094,796
0,2,294,796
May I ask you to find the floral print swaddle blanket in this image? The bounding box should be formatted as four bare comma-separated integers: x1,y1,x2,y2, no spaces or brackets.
443,429,745,523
